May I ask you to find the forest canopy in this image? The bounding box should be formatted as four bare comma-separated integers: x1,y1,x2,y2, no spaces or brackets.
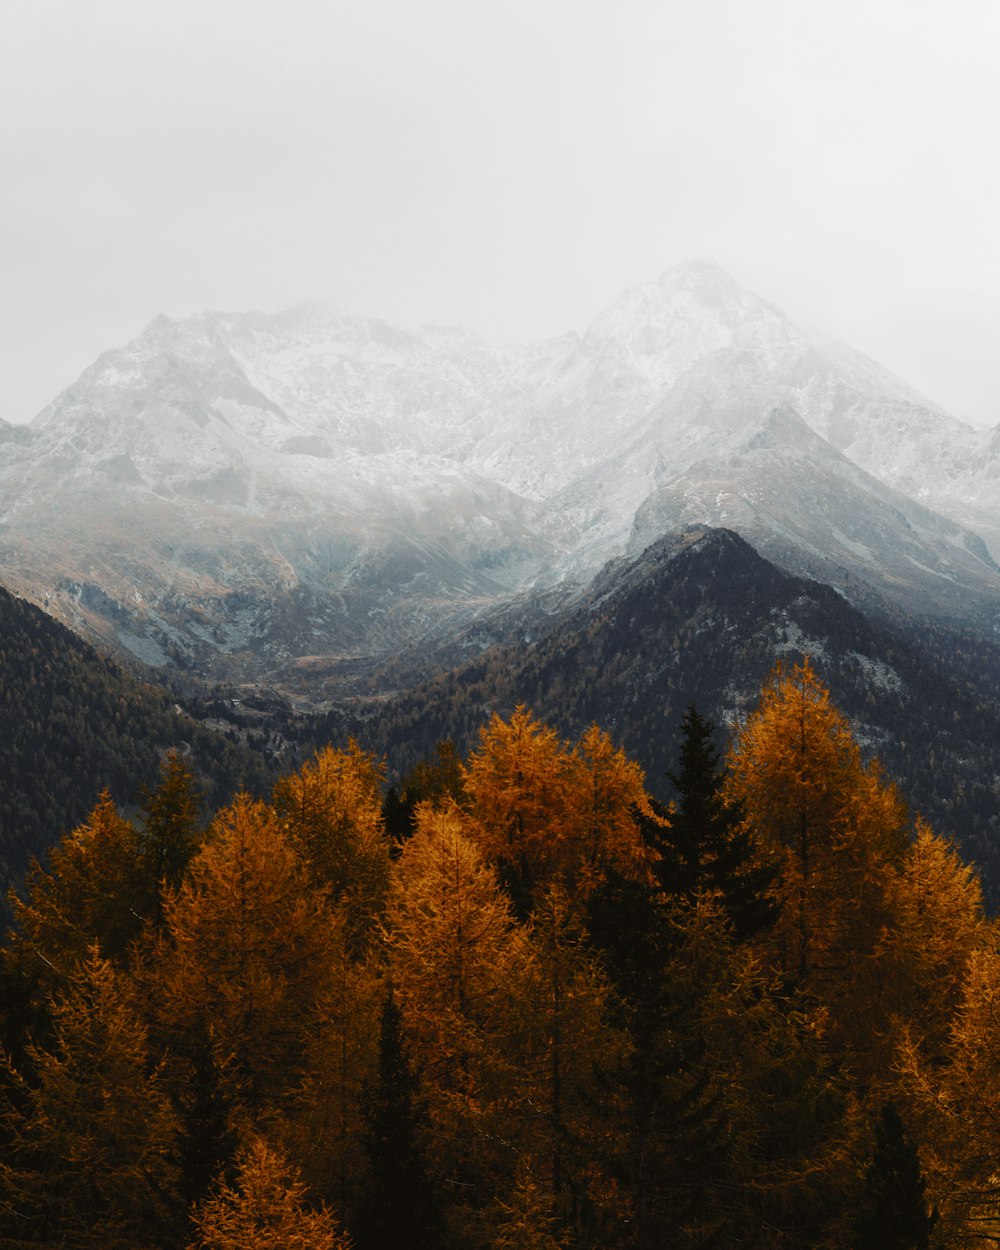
0,660,993,1249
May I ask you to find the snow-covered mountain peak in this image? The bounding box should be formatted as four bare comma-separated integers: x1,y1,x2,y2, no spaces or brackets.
581,259,804,390
25,260,991,517
7,262,1000,685
655,257,753,303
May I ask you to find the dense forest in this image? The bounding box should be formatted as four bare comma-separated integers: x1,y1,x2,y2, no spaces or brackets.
0,584,276,924
2,660,996,1248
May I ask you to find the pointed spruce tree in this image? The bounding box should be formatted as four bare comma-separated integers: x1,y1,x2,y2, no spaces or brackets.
138,750,203,924
658,703,779,940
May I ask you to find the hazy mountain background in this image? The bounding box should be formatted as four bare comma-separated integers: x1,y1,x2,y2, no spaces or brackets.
3,260,1000,698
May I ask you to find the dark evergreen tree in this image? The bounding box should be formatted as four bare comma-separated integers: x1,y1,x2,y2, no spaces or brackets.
174,1027,240,1210
382,740,465,850
854,1101,938,1250
138,751,203,924
658,703,779,940
585,871,727,1249
381,784,417,849
359,984,441,1250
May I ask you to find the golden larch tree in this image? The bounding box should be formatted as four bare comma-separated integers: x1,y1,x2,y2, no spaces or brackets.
0,948,182,1250
896,941,1000,1244
879,818,986,1064
187,1136,350,1250
384,801,535,1237
150,794,344,1123
462,709,651,913
273,743,390,953
727,659,910,1065
8,791,145,978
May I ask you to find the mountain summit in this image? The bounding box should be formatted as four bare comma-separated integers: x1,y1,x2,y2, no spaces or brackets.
3,262,999,692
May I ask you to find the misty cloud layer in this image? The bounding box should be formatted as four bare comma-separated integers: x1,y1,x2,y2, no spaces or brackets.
3,0,998,427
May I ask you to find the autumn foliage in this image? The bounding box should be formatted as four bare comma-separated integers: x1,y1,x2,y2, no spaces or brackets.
2,663,998,1247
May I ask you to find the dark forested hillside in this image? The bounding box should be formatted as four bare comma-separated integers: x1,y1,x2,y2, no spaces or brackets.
0,676,993,1248
6,526,1000,912
0,585,274,917
311,528,1000,897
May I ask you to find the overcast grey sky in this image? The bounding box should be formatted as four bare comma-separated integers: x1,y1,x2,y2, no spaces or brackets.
3,0,998,426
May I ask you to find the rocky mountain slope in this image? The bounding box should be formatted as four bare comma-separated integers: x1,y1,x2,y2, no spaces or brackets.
3,260,999,693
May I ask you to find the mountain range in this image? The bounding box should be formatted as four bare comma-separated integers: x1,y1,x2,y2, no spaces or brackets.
3,258,1000,697
5,262,1000,901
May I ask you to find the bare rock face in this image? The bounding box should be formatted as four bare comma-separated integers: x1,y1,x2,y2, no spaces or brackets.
4,260,999,696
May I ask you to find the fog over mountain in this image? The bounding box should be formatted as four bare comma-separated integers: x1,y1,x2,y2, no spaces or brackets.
3,259,999,698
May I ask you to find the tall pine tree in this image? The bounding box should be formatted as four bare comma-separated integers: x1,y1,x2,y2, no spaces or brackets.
138,751,203,925
657,704,778,940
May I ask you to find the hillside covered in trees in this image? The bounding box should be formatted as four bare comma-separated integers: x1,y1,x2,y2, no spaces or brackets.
0,584,276,923
1,662,996,1248
314,527,1000,900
